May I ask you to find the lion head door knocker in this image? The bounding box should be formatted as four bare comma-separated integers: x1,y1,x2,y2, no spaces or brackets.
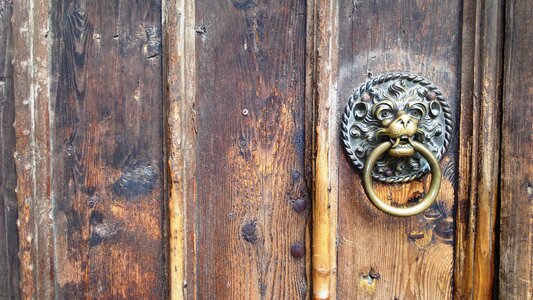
341,73,453,217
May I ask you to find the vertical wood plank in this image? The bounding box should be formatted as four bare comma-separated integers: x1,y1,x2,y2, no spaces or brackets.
308,0,339,299
12,0,167,298
51,1,166,298
0,1,20,298
499,0,533,298
334,1,461,299
163,0,196,298
12,0,55,298
455,0,504,299
192,0,309,298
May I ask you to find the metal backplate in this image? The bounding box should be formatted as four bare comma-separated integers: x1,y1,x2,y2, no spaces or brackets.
341,72,453,183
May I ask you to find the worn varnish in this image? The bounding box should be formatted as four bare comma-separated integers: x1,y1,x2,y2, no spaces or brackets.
12,0,166,298
499,0,533,298
189,0,309,298
0,1,20,299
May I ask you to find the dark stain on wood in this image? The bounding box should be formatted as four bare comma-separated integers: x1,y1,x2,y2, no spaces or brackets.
232,0,256,11
112,158,158,198
241,220,258,244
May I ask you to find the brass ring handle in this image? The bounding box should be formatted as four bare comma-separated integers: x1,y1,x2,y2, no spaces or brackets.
362,140,442,217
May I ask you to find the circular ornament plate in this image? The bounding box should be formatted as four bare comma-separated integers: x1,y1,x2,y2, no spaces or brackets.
341,72,453,183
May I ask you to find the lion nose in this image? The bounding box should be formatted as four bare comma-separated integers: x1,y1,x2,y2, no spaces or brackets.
398,114,412,129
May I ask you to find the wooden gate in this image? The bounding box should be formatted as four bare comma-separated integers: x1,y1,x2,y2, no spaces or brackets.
0,0,531,299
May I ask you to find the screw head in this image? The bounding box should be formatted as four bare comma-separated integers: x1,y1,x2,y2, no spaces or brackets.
292,199,307,212
242,108,249,116
426,91,437,100
291,243,305,258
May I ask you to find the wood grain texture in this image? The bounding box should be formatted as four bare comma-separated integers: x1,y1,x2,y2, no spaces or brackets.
192,0,309,298
307,0,339,299
499,0,533,298
163,0,196,298
12,0,55,297
12,0,167,298
454,0,504,299
334,1,461,299
0,1,20,299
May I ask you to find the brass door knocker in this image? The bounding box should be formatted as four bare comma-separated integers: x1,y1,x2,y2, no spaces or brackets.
341,73,453,217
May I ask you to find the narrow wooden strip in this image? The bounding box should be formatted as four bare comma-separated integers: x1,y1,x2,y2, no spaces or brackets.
0,1,20,298
163,0,197,298
499,0,533,298
12,0,55,298
309,1,339,299
455,1,505,298
454,0,480,297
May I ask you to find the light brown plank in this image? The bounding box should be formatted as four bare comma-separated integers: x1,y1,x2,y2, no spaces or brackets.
191,0,309,298
307,0,339,299
163,0,197,298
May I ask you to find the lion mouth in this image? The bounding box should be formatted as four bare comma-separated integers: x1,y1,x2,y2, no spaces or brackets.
389,136,415,157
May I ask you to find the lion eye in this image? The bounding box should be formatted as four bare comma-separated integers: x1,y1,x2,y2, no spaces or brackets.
372,100,396,122
379,110,393,120
407,103,427,120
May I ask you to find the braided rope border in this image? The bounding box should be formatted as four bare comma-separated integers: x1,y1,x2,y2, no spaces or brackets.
341,72,453,183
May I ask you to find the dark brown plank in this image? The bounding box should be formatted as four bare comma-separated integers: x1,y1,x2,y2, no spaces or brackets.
335,1,461,298
499,0,533,298
51,1,166,298
192,0,309,298
12,0,167,298
0,1,20,299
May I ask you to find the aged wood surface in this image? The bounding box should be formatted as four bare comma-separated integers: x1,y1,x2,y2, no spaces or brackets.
12,0,167,298
455,0,504,299
190,0,309,298
307,0,339,299
499,0,533,298
0,1,20,299
12,0,55,297
163,0,196,299
332,1,461,298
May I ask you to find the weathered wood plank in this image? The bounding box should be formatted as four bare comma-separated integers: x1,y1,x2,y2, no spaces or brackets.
51,1,166,298
333,1,461,299
455,0,504,299
162,0,197,298
307,0,339,299
192,0,309,298
499,0,533,298
0,1,20,299
12,0,167,298
12,0,55,297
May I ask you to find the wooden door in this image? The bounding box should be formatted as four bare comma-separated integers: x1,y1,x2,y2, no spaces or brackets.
0,0,531,299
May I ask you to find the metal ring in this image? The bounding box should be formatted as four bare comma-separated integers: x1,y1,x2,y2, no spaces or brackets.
362,141,442,217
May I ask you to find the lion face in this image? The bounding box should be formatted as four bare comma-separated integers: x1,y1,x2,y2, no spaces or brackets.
368,80,429,157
